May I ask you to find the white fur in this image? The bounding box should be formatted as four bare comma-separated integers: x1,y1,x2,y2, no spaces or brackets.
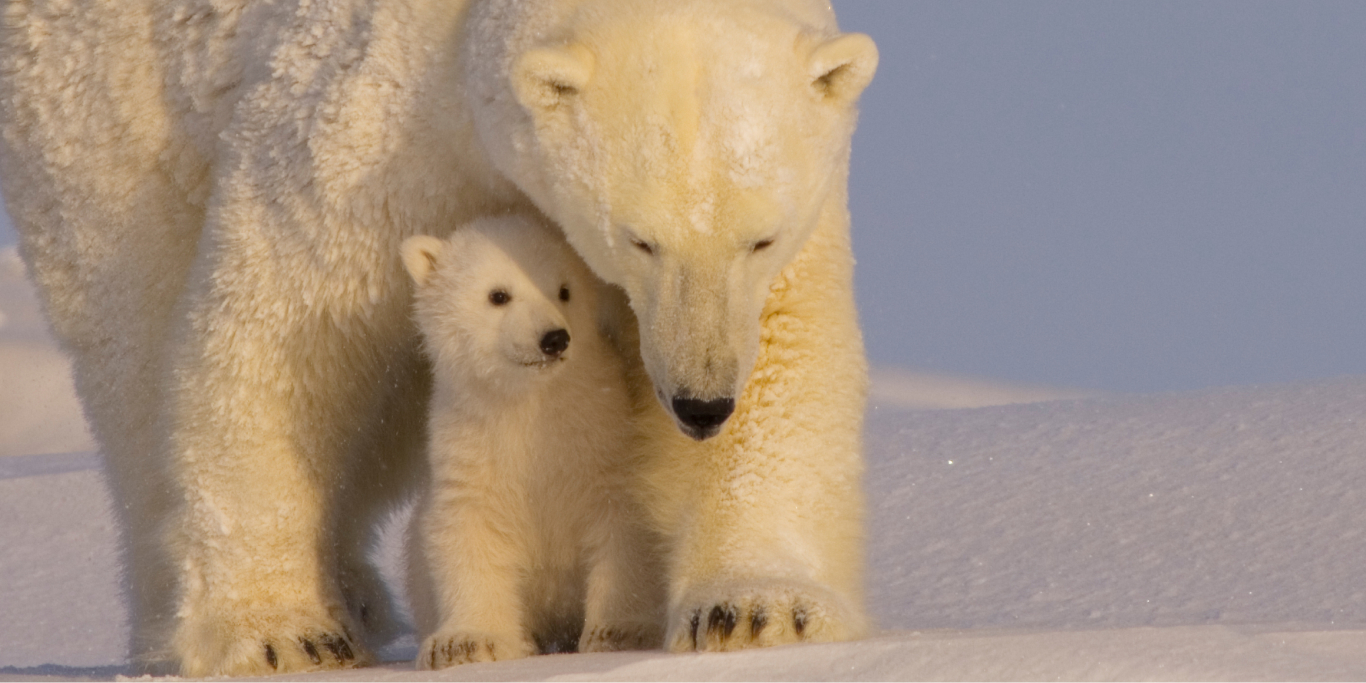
0,0,876,674
401,216,664,668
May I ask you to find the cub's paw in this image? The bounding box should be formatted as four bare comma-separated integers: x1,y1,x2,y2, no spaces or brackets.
579,622,665,653
417,631,534,669
666,581,866,653
175,610,368,676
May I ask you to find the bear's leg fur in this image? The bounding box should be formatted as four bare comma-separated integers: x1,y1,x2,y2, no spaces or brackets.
412,455,537,668
644,195,870,653
161,323,377,675
158,204,424,674
161,312,412,674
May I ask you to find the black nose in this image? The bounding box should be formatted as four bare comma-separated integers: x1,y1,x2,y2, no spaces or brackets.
539,329,570,357
671,396,735,439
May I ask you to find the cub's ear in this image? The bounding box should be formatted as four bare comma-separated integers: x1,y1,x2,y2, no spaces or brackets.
401,235,447,286
807,33,878,103
512,44,595,113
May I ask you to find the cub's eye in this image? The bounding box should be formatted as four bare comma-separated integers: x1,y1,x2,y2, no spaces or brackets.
752,238,775,252
489,290,511,306
559,285,571,302
630,239,654,256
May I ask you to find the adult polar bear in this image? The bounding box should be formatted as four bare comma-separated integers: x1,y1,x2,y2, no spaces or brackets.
0,0,877,675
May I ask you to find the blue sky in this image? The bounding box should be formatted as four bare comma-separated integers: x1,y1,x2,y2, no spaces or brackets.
4,1,1364,393
837,0,1366,392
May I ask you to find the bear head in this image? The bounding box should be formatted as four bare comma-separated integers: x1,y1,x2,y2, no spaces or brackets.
468,0,877,439
402,215,598,398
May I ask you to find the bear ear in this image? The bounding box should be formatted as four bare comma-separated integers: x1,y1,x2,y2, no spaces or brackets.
807,33,879,104
401,235,447,286
512,44,595,113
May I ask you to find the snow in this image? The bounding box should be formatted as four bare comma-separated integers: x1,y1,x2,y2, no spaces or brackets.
5,245,1366,680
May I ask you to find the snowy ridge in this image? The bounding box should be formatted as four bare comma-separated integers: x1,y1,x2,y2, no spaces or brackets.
4,379,1366,679
867,379,1366,633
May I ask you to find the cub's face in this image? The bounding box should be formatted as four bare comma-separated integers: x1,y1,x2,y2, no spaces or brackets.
489,3,877,438
402,218,595,392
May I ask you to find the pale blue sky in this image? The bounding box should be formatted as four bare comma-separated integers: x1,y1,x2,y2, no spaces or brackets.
837,0,1366,392
4,1,1364,393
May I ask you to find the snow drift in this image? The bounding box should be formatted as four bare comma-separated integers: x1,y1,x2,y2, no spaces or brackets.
4,247,1366,680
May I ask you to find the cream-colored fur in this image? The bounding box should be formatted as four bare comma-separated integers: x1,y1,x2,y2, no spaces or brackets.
0,0,875,674
401,216,663,668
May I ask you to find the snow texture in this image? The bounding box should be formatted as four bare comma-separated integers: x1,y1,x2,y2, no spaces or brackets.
5,247,1366,680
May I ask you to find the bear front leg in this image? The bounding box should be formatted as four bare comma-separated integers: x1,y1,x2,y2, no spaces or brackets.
161,263,409,675
645,208,870,653
653,392,871,654
165,399,371,676
411,463,536,668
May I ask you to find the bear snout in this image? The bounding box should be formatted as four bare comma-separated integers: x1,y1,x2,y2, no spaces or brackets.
539,328,570,358
671,396,735,440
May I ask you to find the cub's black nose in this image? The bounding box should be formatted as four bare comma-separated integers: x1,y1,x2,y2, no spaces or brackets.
539,328,570,358
671,396,735,440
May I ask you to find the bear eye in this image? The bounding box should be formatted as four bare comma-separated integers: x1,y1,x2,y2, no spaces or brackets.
630,239,654,256
752,238,775,252
489,289,511,306
559,285,571,302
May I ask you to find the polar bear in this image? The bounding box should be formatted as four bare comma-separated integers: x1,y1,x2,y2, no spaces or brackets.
0,0,876,675
400,216,663,667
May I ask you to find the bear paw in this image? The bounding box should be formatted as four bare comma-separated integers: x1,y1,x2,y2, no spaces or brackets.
666,581,864,653
417,631,535,669
176,610,368,677
261,631,363,672
578,622,665,653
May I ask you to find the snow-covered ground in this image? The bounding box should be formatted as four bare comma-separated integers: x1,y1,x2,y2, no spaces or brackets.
5,244,1366,680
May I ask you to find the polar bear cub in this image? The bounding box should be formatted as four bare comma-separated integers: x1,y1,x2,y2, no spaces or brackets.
401,215,664,668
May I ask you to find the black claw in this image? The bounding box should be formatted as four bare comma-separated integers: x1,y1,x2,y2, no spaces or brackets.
750,607,767,639
320,634,354,662
428,644,437,669
689,611,701,649
707,605,727,636
722,607,739,638
264,643,278,670
793,608,807,636
302,638,322,665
